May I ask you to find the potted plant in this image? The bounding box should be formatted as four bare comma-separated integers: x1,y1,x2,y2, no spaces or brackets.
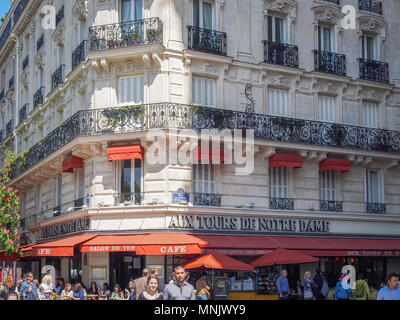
146,28,159,42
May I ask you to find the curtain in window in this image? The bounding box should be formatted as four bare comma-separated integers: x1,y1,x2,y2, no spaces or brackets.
363,102,378,128
193,164,215,194
203,2,212,29
366,170,379,203
318,95,335,122
193,0,200,27
121,0,132,22
134,0,143,20
320,171,335,201
270,167,288,199
268,88,287,116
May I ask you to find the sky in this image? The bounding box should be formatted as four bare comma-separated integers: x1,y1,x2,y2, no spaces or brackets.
0,0,11,26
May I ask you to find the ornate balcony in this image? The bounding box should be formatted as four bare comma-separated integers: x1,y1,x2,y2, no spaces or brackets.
9,75,14,90
313,50,346,76
52,64,66,90
270,197,295,210
320,200,343,212
37,34,44,51
33,87,44,109
19,104,27,125
113,192,143,206
6,120,13,138
193,193,221,207
89,18,163,52
358,58,389,83
56,5,64,27
72,40,88,70
22,55,29,71
7,104,400,180
366,202,386,214
359,0,382,14
263,40,298,68
187,26,227,56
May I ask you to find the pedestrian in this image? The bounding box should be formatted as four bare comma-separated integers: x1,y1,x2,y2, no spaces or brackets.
19,272,38,300
195,272,211,300
55,278,65,296
163,266,196,300
334,273,353,300
71,283,85,300
303,271,315,300
138,275,163,300
98,282,111,299
134,268,149,300
110,284,125,300
292,280,304,300
61,283,74,300
15,279,23,298
377,273,400,300
151,268,163,291
353,273,371,300
313,269,325,300
124,280,136,300
39,274,53,300
276,269,290,300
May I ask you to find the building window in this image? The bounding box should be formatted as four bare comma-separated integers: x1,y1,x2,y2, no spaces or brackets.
36,184,42,213
269,167,288,199
268,88,287,117
56,175,62,207
362,35,379,60
120,0,143,22
193,164,216,194
8,103,14,122
318,25,335,52
318,95,335,123
267,15,288,43
57,45,64,66
118,75,144,106
362,102,378,128
366,169,384,204
193,0,214,30
75,167,85,201
192,76,216,107
320,171,336,201
115,159,143,203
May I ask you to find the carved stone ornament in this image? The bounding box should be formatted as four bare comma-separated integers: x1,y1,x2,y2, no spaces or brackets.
358,15,386,33
191,63,219,77
28,21,36,39
72,0,88,20
317,81,339,96
311,3,343,25
115,59,143,74
52,21,65,45
264,0,297,18
34,51,45,69
21,71,30,88
267,75,291,89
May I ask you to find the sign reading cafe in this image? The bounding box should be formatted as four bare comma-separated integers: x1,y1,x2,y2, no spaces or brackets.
168,215,330,234
41,218,90,239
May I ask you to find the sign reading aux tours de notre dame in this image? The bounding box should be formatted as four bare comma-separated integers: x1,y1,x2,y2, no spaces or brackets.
168,215,330,234
41,218,90,239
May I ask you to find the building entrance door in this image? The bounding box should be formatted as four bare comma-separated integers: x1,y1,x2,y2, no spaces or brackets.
109,253,145,289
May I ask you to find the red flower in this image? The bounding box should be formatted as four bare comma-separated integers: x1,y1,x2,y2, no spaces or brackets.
3,228,9,235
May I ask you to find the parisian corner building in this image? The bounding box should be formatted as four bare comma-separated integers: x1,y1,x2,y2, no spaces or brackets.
0,0,400,300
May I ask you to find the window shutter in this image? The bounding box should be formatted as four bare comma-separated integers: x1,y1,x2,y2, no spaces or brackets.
270,167,288,198
318,96,335,122
268,88,287,116
118,75,144,105
320,171,335,201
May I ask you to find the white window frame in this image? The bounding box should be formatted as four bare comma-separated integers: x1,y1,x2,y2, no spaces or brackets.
115,159,143,196
119,0,143,22
365,169,384,204
75,167,85,200
267,15,288,44
362,101,378,128
78,19,87,44
57,45,64,66
192,76,216,107
118,74,144,106
362,35,379,61
192,164,217,194
318,95,335,123
268,87,288,117
269,167,289,199
320,171,336,201
193,0,215,30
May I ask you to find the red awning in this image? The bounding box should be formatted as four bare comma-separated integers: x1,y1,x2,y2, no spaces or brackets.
80,233,209,255
184,251,254,271
197,235,400,257
33,235,98,257
193,146,229,163
250,248,319,267
0,245,33,262
269,154,303,168
107,145,144,161
62,156,84,173
320,158,352,172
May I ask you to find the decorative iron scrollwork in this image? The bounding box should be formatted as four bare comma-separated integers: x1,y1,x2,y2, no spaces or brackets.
245,83,255,114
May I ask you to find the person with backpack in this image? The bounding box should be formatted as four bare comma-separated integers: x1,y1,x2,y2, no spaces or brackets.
334,273,353,300
353,273,371,300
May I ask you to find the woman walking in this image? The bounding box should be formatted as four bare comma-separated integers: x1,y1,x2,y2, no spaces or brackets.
138,275,163,300
335,273,353,300
303,271,315,300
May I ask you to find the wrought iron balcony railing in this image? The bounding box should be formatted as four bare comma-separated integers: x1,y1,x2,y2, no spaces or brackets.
89,18,163,52
320,200,343,212
52,64,66,90
9,75,14,90
263,40,298,68
314,50,346,76
7,103,400,180
56,5,64,27
19,104,27,125
366,202,386,214
37,34,44,51
359,0,382,14
114,192,143,206
187,26,227,56
72,40,88,70
22,55,29,71
193,193,221,207
33,87,44,109
358,58,389,83
270,197,295,210
6,120,13,138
